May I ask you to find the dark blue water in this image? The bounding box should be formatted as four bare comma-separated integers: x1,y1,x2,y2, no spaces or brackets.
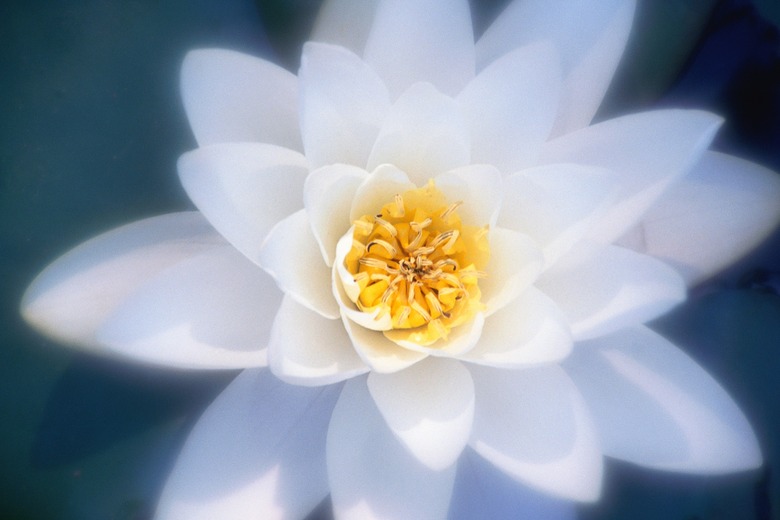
1,1,779,518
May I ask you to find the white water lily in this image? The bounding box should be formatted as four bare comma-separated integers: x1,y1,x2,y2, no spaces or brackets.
20,0,780,518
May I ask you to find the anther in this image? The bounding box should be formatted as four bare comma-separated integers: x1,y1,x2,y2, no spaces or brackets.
396,306,411,326
394,194,405,218
429,230,455,249
411,300,432,322
353,219,374,236
407,229,424,250
373,216,398,237
359,257,390,271
367,239,397,257
441,272,465,289
439,229,459,253
410,217,432,230
411,245,435,256
440,201,462,221
425,292,443,316
435,258,459,270
422,268,443,280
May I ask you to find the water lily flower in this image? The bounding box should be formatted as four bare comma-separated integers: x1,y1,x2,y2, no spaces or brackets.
21,0,780,518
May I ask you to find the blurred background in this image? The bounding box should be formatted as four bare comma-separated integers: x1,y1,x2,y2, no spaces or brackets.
1,1,779,518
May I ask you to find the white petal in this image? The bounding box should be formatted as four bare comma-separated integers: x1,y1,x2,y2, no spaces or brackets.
363,0,475,98
434,164,503,227
477,0,636,135
305,165,368,267
181,49,301,149
541,109,723,243
480,227,543,315
463,287,572,368
156,369,339,520
618,151,780,285
21,212,222,353
96,246,276,369
178,143,308,263
310,0,378,54
499,164,617,266
458,43,561,173
269,296,368,386
537,245,685,341
332,229,396,331
449,449,577,520
367,83,470,186
469,364,603,501
299,42,391,169
328,377,458,520
368,358,474,470
349,164,415,222
341,313,428,373
565,326,762,473
333,229,363,304
259,210,339,319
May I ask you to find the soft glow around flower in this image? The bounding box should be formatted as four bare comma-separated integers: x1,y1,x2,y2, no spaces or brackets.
343,182,488,345
18,0,780,518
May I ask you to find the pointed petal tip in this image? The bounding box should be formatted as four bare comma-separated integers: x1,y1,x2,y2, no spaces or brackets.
367,359,475,471
469,364,604,502
19,212,222,354
568,326,764,475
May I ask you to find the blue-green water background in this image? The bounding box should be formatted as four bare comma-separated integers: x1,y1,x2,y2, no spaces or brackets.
2,1,780,518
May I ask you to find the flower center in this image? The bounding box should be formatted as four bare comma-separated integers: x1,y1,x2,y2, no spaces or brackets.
344,181,488,346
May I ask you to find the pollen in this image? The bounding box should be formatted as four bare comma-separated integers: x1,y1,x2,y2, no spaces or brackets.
345,181,489,346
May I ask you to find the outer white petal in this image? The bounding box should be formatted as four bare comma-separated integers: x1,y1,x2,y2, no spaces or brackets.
469,364,603,502
565,326,762,473
368,358,474,470
363,0,475,98
463,287,572,368
310,0,378,54
367,83,470,186
268,296,368,386
21,212,222,353
449,449,577,520
299,42,391,169
259,210,339,319
96,246,276,369
156,369,339,520
341,314,428,373
458,43,561,173
178,143,308,263
540,109,723,243
537,244,686,341
618,151,780,285
434,165,503,227
480,227,544,315
328,377,458,520
181,49,301,149
498,164,617,266
349,164,415,222
305,165,368,266
477,0,636,135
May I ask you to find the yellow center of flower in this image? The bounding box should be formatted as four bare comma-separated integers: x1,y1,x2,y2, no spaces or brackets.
344,181,489,346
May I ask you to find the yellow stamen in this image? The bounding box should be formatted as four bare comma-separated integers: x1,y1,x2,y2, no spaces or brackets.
344,181,489,347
